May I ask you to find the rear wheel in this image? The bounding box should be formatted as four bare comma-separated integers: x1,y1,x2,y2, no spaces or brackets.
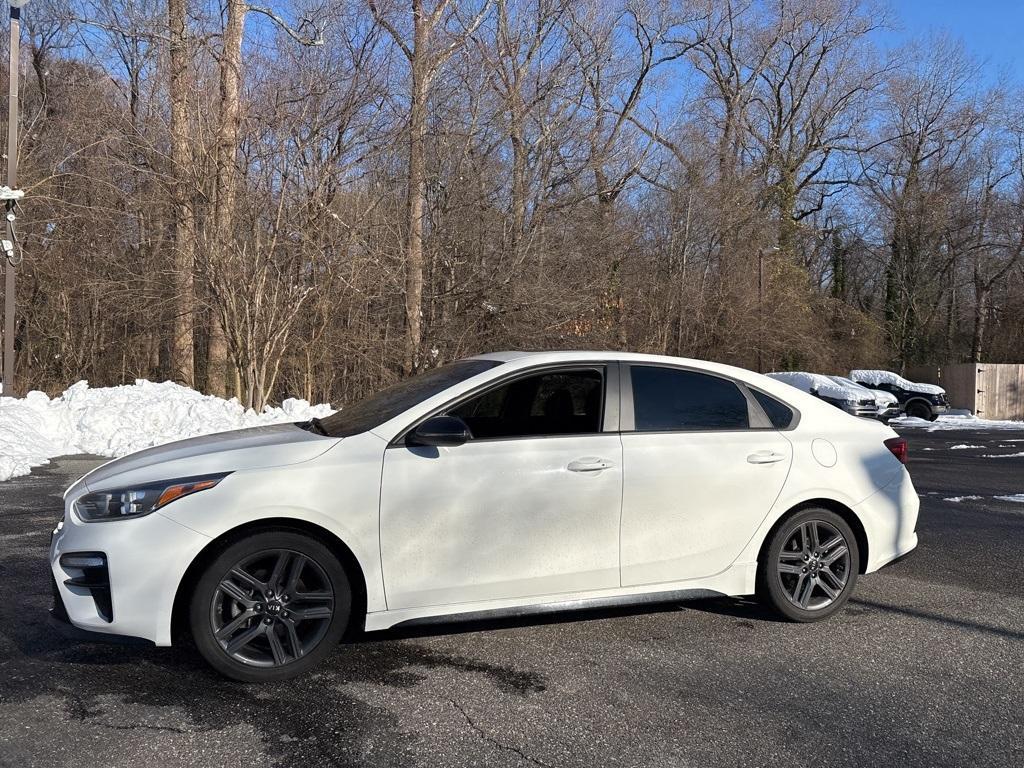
758,508,859,622
189,530,350,682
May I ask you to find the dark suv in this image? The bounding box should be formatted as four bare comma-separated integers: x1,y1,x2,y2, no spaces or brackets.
849,370,949,421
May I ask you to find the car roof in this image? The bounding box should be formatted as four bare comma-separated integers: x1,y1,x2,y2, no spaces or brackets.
467,350,758,376
466,351,819,399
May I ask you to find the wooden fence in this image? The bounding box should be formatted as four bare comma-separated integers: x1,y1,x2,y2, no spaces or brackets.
905,363,1024,420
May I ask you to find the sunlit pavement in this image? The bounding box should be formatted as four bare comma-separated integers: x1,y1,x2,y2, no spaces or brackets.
1,434,1022,768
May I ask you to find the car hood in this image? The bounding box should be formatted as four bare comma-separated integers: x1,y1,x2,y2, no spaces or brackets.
76,423,339,492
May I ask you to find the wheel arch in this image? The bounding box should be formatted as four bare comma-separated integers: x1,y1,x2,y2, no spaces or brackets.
756,499,869,576
170,518,369,644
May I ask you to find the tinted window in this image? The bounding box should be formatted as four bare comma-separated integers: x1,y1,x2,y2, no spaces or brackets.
447,369,603,439
752,389,795,429
319,360,502,437
630,366,749,431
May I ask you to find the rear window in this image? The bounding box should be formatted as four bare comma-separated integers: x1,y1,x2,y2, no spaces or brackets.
752,390,795,429
630,366,749,431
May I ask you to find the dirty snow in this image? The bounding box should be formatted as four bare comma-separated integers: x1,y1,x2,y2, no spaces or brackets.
943,496,982,502
849,369,945,395
0,380,334,482
766,372,865,401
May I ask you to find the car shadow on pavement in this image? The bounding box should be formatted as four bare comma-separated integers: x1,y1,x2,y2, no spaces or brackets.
849,597,1024,642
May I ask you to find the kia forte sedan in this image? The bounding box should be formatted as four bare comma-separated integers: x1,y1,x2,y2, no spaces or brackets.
50,352,919,681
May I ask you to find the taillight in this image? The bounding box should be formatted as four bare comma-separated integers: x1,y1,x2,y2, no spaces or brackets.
885,436,907,464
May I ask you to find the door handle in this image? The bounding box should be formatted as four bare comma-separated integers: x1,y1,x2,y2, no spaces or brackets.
747,451,785,465
567,457,614,472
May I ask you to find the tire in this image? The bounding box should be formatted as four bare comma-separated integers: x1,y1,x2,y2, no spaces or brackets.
189,529,351,682
906,401,932,420
758,508,859,622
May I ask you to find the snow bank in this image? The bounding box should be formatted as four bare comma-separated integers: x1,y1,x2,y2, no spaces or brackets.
891,414,1024,431
994,494,1024,503
849,369,945,395
766,372,864,401
0,380,334,482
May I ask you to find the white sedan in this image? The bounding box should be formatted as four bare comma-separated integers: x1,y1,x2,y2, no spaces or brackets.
49,352,919,681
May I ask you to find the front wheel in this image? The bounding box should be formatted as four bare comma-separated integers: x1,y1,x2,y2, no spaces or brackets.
905,401,932,420
758,509,859,622
189,530,351,682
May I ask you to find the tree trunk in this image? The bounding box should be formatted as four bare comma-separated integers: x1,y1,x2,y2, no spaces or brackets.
971,284,988,363
208,0,247,396
168,0,195,387
403,3,428,375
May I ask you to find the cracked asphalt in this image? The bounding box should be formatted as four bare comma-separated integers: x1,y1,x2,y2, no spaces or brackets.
1,429,1023,768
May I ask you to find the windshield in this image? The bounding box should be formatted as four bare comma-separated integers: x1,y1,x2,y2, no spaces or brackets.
316,359,503,438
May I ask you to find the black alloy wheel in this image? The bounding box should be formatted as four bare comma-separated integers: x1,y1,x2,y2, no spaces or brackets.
759,508,859,622
190,530,351,681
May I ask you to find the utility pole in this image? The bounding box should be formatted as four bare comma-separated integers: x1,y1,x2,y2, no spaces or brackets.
757,248,764,374
1,0,27,397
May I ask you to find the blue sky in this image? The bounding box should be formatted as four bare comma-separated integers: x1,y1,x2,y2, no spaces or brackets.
884,0,1024,81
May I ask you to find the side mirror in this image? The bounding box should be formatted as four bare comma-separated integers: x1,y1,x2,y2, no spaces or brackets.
407,415,472,447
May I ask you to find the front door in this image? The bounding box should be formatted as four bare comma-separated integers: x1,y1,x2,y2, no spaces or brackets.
379,366,623,610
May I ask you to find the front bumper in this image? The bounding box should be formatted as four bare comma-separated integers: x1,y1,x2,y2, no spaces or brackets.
49,508,212,646
842,404,879,419
49,573,152,646
876,405,900,422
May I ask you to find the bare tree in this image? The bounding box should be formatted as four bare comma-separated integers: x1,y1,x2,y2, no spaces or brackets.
369,0,491,373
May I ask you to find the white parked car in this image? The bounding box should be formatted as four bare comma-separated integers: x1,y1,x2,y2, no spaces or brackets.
827,375,901,422
50,352,919,681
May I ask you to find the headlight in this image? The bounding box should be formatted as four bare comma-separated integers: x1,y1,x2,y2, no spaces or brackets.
73,473,229,522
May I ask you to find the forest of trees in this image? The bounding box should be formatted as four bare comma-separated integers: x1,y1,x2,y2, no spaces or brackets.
5,0,1024,409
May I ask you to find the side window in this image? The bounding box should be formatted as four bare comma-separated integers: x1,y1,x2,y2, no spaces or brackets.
751,390,795,429
630,366,749,431
447,369,604,439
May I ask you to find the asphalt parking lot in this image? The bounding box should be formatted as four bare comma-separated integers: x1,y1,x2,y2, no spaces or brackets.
1,430,1022,768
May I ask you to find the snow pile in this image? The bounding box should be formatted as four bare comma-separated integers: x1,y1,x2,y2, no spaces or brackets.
0,380,334,482
949,444,982,450
891,414,1024,431
849,369,945,395
943,496,982,502
766,372,866,401
995,494,1024,503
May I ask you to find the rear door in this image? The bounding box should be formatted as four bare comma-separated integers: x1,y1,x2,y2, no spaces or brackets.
619,364,793,587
